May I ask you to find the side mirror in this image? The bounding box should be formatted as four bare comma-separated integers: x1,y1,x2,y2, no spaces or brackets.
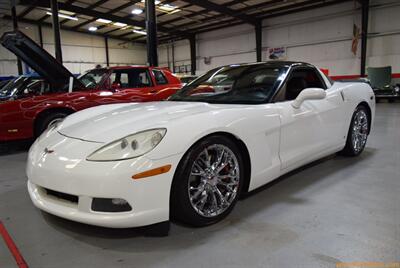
111,82,121,91
292,88,326,109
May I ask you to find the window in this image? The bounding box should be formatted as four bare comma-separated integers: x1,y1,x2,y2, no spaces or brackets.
169,65,288,104
274,67,326,102
78,68,108,89
110,68,152,89
153,69,168,85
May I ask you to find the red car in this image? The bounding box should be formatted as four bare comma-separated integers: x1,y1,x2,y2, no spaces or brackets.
0,31,181,142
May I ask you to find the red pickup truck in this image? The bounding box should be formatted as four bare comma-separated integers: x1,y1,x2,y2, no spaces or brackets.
0,31,181,142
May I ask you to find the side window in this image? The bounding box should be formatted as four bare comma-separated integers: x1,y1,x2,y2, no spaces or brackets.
137,71,151,87
275,67,326,102
110,69,152,88
153,69,168,85
120,73,129,88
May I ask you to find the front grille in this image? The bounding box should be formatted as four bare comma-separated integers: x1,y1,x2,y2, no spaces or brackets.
45,188,78,204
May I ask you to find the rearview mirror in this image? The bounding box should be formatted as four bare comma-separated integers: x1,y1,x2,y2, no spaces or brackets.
292,88,326,109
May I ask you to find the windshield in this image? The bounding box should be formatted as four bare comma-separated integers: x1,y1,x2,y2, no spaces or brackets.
169,65,288,104
0,77,30,98
78,68,108,89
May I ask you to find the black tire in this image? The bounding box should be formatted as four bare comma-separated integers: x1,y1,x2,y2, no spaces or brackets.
35,112,69,137
170,135,244,227
340,105,370,156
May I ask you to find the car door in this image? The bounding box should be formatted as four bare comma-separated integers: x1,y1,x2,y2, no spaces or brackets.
151,69,180,100
274,66,346,171
87,68,155,104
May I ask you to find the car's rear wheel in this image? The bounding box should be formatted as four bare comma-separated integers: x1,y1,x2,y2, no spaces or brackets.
340,105,370,156
35,112,69,137
171,135,244,227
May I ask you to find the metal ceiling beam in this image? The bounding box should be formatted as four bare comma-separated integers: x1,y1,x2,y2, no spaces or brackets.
18,5,36,19
2,15,141,44
36,0,76,23
163,0,285,31
159,0,351,43
21,0,192,38
180,0,257,25
258,0,351,19
60,0,109,26
70,0,138,30
158,0,247,27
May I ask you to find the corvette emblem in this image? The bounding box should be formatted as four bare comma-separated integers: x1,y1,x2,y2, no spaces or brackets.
44,148,54,154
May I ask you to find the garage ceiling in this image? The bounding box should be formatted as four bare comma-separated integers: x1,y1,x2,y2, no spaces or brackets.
6,0,351,43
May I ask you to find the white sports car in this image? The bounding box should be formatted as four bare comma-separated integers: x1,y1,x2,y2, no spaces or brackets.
26,61,375,232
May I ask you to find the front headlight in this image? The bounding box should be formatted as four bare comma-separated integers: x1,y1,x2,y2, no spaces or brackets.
86,128,167,161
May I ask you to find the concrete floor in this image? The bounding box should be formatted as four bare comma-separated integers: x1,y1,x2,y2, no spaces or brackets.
0,103,399,268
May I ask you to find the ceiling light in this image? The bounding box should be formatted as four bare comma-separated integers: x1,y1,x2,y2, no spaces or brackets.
140,0,161,4
133,26,142,30
96,18,112,24
46,12,78,21
160,4,176,11
113,22,127,27
88,26,98,32
133,29,147,35
131,8,143,15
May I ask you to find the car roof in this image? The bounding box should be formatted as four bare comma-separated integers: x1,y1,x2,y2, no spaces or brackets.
218,61,313,69
108,65,170,70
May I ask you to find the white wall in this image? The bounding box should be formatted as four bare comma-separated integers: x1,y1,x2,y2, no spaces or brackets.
159,0,400,78
0,20,146,76
159,39,191,73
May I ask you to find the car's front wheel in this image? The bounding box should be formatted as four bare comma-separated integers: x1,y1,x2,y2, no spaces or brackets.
340,105,370,156
171,135,244,227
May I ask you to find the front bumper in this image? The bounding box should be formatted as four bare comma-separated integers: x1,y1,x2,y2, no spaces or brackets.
26,132,182,228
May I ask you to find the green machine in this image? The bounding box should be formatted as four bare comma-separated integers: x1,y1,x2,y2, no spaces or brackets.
367,66,400,101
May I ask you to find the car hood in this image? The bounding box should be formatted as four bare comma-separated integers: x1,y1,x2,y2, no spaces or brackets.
58,101,223,143
0,31,83,88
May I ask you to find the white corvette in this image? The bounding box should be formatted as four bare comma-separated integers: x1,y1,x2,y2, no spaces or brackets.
26,61,375,232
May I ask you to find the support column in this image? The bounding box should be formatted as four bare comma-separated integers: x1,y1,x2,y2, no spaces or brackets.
38,24,43,48
50,0,63,63
11,4,23,75
255,21,262,62
171,42,175,73
360,0,369,77
146,0,158,66
189,35,196,75
105,37,109,66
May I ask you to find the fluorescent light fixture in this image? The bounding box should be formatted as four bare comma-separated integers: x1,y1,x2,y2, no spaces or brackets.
159,4,177,11
96,18,112,24
88,26,98,32
141,0,160,4
46,12,78,21
133,29,147,35
113,22,127,27
131,8,143,15
133,26,143,30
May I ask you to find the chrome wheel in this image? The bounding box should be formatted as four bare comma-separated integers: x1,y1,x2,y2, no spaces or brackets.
351,109,368,154
188,144,240,218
